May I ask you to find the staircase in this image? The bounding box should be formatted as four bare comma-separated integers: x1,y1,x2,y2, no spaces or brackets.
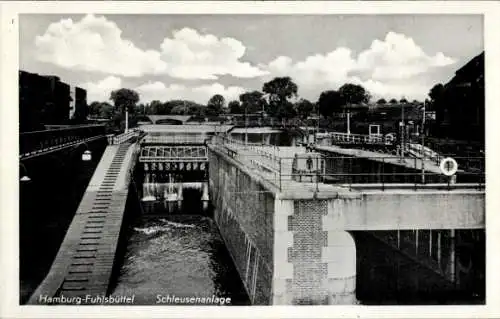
28,142,136,303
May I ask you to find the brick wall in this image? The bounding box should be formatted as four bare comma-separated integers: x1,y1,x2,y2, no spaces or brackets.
274,198,357,305
208,150,274,304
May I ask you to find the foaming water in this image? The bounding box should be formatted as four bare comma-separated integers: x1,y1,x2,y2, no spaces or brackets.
111,194,250,305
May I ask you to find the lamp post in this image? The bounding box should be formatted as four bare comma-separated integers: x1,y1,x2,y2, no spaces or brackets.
245,105,248,146
421,100,426,183
125,105,129,133
262,93,270,145
347,109,351,135
316,102,320,145
400,102,405,163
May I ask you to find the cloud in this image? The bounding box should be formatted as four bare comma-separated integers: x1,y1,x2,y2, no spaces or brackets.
35,15,167,77
35,15,266,80
135,81,246,104
83,76,122,102
264,31,456,100
159,28,267,79
82,77,246,104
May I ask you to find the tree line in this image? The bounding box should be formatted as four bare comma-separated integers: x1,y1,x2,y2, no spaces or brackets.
89,76,429,131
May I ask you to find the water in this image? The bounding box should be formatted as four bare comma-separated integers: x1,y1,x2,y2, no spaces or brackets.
110,188,250,305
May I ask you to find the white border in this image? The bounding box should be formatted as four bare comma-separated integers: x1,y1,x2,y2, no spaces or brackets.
1,1,499,318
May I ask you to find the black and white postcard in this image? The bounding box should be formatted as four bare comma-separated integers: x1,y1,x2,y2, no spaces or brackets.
1,1,499,319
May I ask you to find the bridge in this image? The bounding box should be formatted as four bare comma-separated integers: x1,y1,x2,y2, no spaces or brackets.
20,125,107,160
21,124,485,305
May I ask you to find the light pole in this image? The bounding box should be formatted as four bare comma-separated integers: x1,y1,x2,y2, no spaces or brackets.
125,106,129,133
400,101,405,162
347,109,351,135
421,100,426,183
262,93,270,145
316,102,320,145
245,105,248,146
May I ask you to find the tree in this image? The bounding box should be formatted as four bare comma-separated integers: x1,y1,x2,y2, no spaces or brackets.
228,100,242,114
429,83,445,102
170,100,205,116
295,98,315,119
262,77,298,119
88,101,101,116
239,91,267,114
376,98,387,105
339,83,370,105
317,90,345,118
206,94,225,116
400,98,408,104
389,98,398,104
88,101,114,118
428,83,446,121
110,88,140,113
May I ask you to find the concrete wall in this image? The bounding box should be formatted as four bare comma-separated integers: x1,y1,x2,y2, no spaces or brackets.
326,191,484,230
209,147,357,305
208,150,275,304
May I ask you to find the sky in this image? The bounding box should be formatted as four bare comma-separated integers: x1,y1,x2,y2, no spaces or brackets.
19,14,483,105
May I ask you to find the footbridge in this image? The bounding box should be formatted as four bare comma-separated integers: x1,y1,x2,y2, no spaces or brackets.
20,125,107,160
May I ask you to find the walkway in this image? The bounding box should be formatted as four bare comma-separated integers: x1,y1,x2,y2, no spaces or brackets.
28,142,138,303
20,125,107,160
314,144,443,174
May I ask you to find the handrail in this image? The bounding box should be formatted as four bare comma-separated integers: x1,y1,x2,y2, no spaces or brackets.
108,128,143,145
208,134,485,192
20,124,106,135
20,125,107,157
318,132,394,145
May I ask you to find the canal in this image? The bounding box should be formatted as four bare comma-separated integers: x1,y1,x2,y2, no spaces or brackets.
109,177,250,305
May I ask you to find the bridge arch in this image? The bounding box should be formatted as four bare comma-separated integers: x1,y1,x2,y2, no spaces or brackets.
156,119,183,125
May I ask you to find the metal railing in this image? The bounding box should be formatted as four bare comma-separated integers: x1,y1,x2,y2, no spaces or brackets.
20,125,106,158
141,133,208,145
317,132,395,146
209,135,485,192
107,128,144,145
211,135,282,169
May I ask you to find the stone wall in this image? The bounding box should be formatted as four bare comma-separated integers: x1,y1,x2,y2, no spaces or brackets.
208,150,275,304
